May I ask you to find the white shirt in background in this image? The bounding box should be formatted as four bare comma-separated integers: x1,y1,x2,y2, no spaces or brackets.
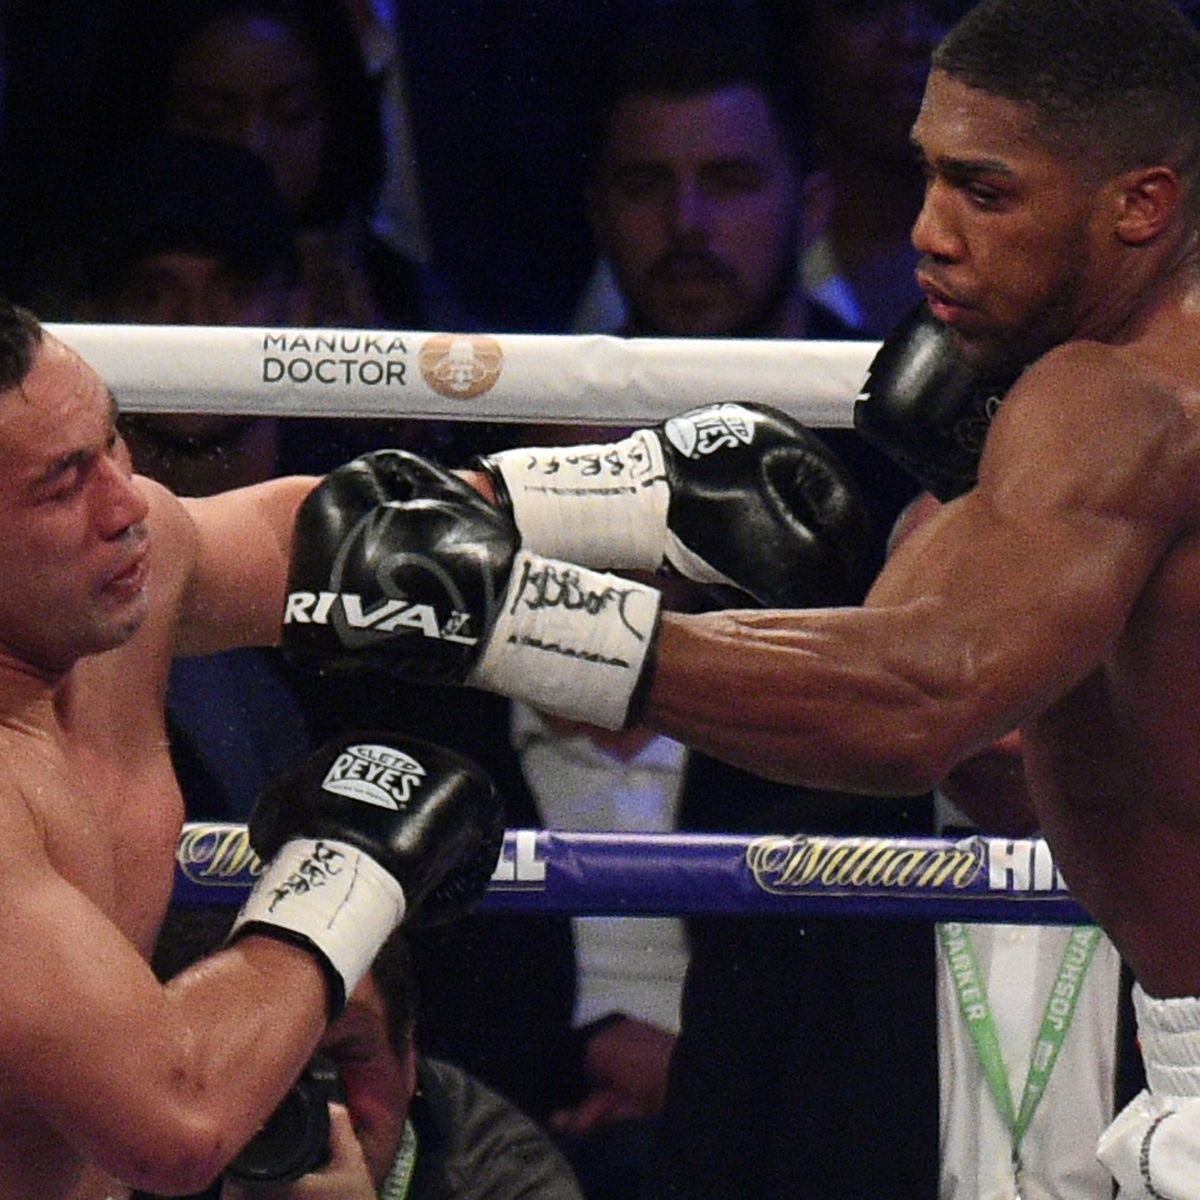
937,795,1122,1200
512,703,690,1033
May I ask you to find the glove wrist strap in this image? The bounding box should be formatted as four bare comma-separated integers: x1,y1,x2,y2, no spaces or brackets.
469,550,661,730
230,837,406,1016
484,431,669,570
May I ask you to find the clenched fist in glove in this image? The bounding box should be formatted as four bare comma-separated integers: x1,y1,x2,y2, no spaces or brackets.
229,731,503,1014
854,302,1023,502
477,401,872,608
282,451,665,730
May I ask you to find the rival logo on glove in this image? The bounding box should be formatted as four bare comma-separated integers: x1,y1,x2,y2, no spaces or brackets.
322,743,428,810
284,590,479,645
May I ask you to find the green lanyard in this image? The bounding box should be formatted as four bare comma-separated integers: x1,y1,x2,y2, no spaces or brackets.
939,922,1102,1166
379,1119,418,1200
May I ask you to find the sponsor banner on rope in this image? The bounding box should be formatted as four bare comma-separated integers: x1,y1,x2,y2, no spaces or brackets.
173,824,1089,923
47,322,872,426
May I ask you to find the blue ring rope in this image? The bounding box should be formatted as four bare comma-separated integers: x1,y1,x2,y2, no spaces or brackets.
174,823,1092,924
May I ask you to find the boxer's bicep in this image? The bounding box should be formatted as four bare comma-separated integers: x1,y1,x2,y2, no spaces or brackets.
871,350,1192,719
644,357,1192,793
173,475,320,655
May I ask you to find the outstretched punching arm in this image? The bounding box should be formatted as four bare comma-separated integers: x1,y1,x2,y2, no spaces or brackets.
160,473,321,657
642,340,1198,794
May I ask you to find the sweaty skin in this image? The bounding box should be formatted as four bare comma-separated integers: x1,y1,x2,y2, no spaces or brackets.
0,332,329,1199
645,71,1200,1000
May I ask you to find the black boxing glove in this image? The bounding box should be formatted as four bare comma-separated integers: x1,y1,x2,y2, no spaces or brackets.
282,451,663,730
478,401,871,608
853,302,1021,502
229,731,503,1014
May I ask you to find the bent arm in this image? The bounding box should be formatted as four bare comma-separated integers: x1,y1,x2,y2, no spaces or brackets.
169,475,320,656
644,345,1198,794
0,796,327,1194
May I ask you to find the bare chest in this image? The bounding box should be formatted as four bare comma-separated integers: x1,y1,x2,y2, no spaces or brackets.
39,669,183,957
1030,534,1200,808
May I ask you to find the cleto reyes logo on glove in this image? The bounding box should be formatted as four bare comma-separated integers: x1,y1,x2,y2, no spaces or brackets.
285,589,479,646
663,402,757,458
321,742,427,810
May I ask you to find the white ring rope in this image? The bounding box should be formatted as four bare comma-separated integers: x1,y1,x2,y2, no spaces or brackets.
44,323,877,427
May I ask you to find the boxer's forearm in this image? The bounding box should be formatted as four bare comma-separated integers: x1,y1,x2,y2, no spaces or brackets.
644,607,1000,797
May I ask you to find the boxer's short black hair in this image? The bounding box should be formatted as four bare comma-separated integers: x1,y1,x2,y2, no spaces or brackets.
934,0,1200,212
0,300,43,393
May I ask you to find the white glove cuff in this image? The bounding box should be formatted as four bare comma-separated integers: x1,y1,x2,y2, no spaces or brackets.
469,550,661,729
486,431,670,570
1136,986,1200,1097
230,837,406,1015
1098,1091,1200,1199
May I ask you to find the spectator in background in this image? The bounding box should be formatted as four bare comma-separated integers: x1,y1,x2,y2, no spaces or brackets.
93,0,466,332
137,905,585,1200
579,0,916,569
765,0,974,335
576,0,967,338
583,0,819,341
74,133,307,496
507,8,935,1197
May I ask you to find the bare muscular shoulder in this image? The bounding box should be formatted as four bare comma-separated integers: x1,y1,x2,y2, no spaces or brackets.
648,334,1200,796
981,339,1200,528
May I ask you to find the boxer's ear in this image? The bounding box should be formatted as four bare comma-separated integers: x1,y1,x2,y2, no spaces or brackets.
1111,165,1180,246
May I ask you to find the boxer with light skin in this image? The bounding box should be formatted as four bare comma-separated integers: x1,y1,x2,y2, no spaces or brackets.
0,307,501,1200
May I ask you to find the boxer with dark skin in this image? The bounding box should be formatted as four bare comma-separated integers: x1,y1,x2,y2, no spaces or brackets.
647,1,1200,1005
0,315,496,1199
633,7,1200,1187
454,0,1200,1005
